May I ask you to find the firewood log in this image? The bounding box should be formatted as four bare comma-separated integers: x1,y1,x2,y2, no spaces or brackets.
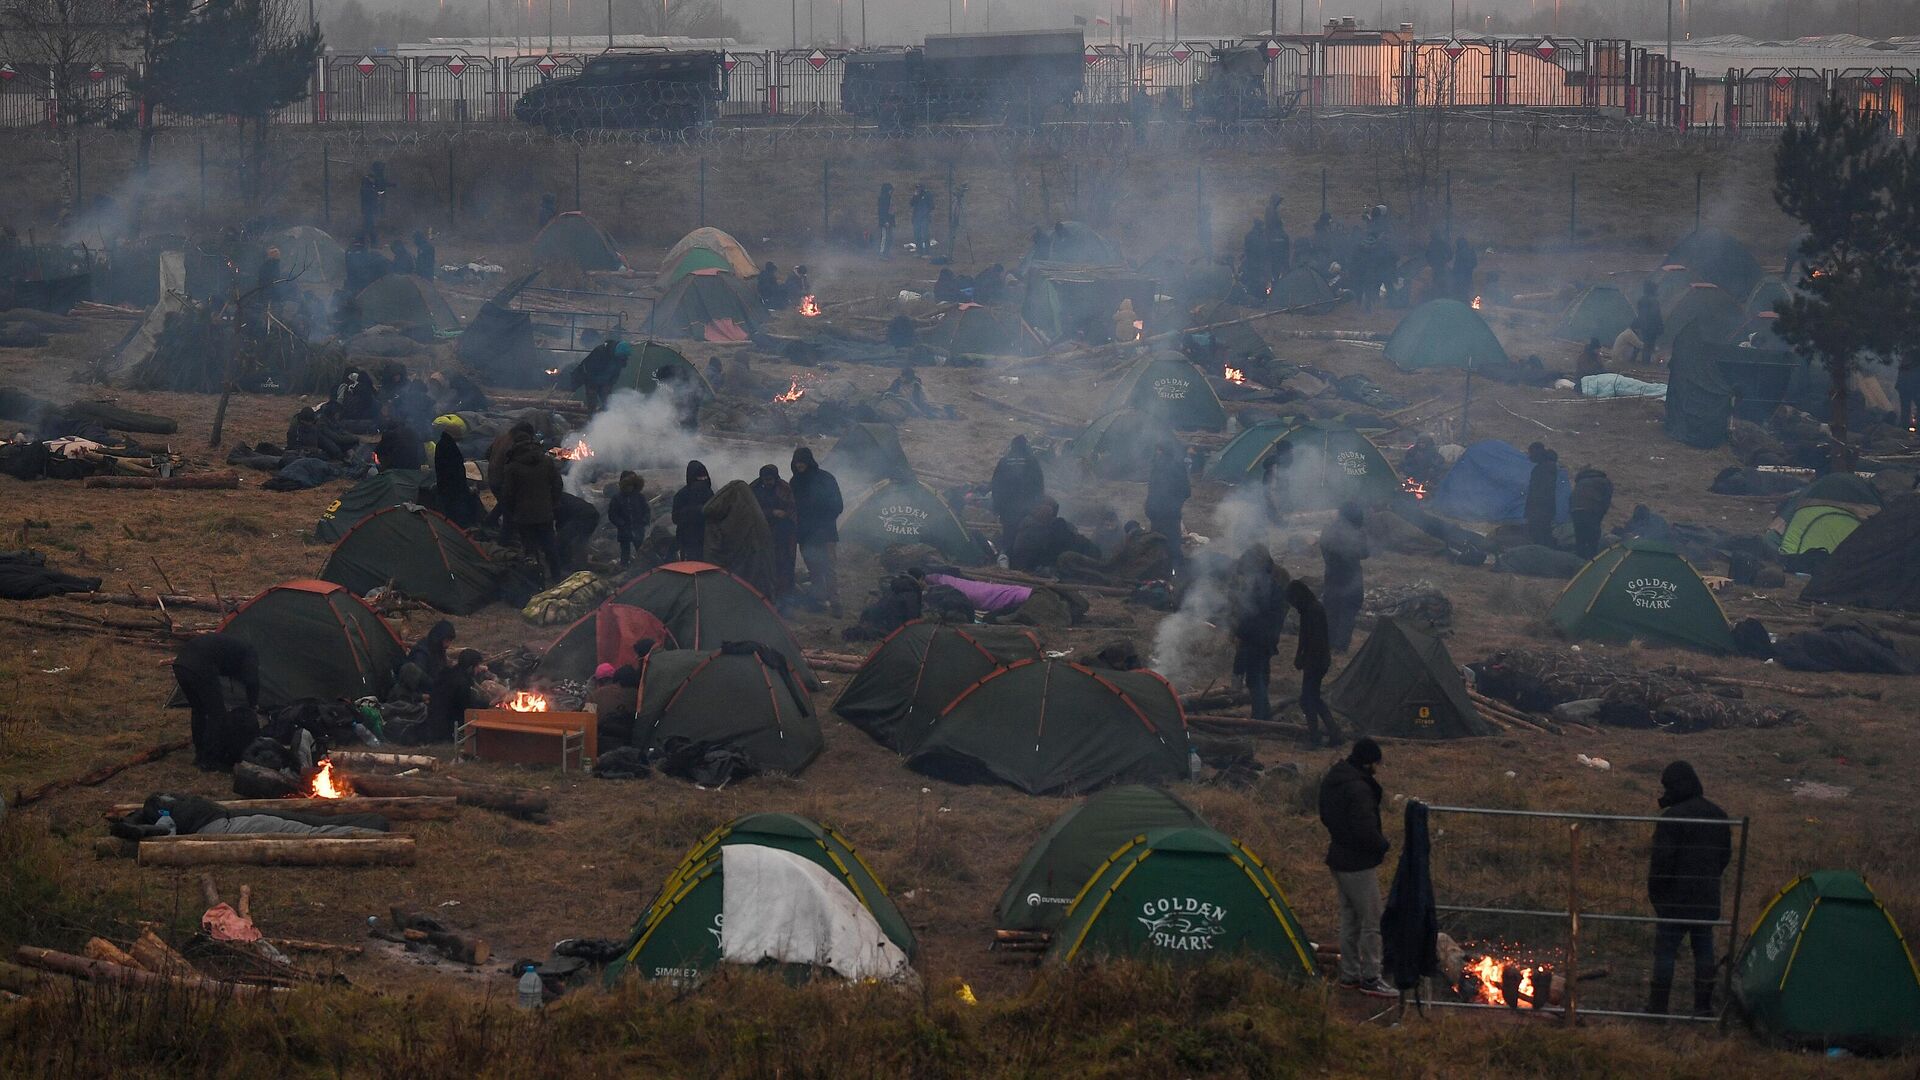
135,836,416,868
129,930,197,977
324,751,439,772
390,908,489,965
83,471,240,490
13,947,270,997
337,771,547,818
108,796,457,822
82,938,141,969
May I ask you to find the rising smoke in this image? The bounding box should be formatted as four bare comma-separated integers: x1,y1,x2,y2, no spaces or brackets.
562,385,805,502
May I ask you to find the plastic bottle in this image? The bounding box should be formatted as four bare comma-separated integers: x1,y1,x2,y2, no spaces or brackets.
353,722,382,747
156,809,177,836
1187,746,1203,783
516,966,544,1009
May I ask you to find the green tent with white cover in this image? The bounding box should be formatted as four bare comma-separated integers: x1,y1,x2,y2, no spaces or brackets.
1735,870,1920,1050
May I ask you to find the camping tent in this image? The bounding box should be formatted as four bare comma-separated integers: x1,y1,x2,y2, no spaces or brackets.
833,622,1042,754
102,251,188,386
1271,265,1337,309
1045,827,1315,973
605,844,913,986
908,661,1188,795
1549,540,1736,653
929,304,1019,357
1425,439,1570,524
319,505,499,614
649,270,765,339
1326,618,1492,738
1022,265,1156,344
214,581,404,707
1664,227,1764,296
993,785,1207,933
840,478,981,562
1100,353,1227,432
1384,300,1510,372
1735,870,1920,1050
531,211,625,272
632,645,821,775
660,246,734,284
313,470,436,543
266,226,346,289
454,272,546,388
1789,473,1881,511
1663,283,1745,345
1031,221,1119,266
662,227,756,281
1206,419,1401,508
633,812,915,962
610,339,716,402
604,561,818,688
537,602,674,684
1068,409,1182,481
1800,494,1920,612
1663,326,1736,449
1553,285,1636,344
343,274,461,338
1771,503,1862,557
825,422,914,484
1744,278,1790,318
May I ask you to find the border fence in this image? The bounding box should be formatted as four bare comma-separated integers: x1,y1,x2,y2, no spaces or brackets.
0,38,1911,136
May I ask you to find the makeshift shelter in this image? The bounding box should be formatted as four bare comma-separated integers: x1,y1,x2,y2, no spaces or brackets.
635,813,915,961
1425,439,1569,524
1801,494,1920,612
1549,540,1736,654
1022,265,1156,345
611,339,716,402
455,272,546,388
1068,409,1182,481
1663,326,1736,449
907,661,1187,795
833,622,1042,755
1271,265,1336,309
1206,419,1400,508
313,470,435,543
994,785,1207,933
343,274,461,338
1100,353,1227,432
632,645,821,775
265,226,346,289
102,251,188,386
1384,300,1510,372
1664,227,1764,296
1771,503,1862,557
1326,618,1491,739
319,505,499,614
1735,870,1920,1050
605,844,913,986
1662,284,1745,346
929,304,1019,357
605,561,818,688
825,422,914,484
661,227,757,281
1553,285,1636,344
1046,827,1315,972
1744,278,1790,318
538,602,674,684
649,270,765,340
531,211,625,272
212,581,404,707
841,478,981,562
1031,221,1119,266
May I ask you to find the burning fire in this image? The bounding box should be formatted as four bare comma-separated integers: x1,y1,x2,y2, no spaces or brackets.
551,438,593,461
1131,319,1144,341
772,378,809,404
504,689,550,712
1466,955,1544,1009
798,295,821,317
310,759,351,799
1402,477,1428,500
1471,295,1484,310
544,367,561,377
1223,365,1246,385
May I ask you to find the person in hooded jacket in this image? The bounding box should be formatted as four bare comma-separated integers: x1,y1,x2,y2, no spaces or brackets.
1145,443,1190,567
1525,442,1560,549
431,415,480,527
671,460,714,562
703,479,776,597
483,421,535,529
373,418,424,472
1646,761,1733,1017
990,435,1046,545
1286,579,1340,746
1569,465,1614,559
1319,737,1395,997
172,633,260,771
424,649,484,742
605,471,651,568
573,338,631,415
1008,497,1097,574
1319,502,1371,652
1228,544,1289,724
498,434,564,580
398,619,457,694
751,464,798,598
790,447,844,613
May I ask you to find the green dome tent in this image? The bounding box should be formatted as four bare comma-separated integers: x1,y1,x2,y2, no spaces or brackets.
1735,870,1920,1050
1770,503,1862,557
313,470,435,543
607,561,818,688
531,211,625,272
994,785,1207,933
1022,266,1156,345
212,581,404,707
1791,473,1881,511
1032,221,1119,266
929,304,1019,357
840,478,981,562
1205,418,1296,482
1800,494,1920,613
1664,227,1763,296
632,645,822,776
825,422,914,484
649,270,765,339
660,246,733,283
622,812,916,969
1046,827,1316,972
536,602,675,685
1326,618,1491,739
1384,300,1510,372
661,227,757,281
343,274,461,338
833,621,1041,755
1744,277,1790,318
1663,283,1745,345
1206,419,1401,508
1069,409,1182,481
266,225,346,289
319,504,500,614
1549,540,1735,654
1271,265,1337,309
611,339,716,402
1553,285,1636,344
1100,353,1227,432
908,661,1188,795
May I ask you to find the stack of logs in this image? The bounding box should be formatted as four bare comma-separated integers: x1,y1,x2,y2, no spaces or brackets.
3,932,277,1000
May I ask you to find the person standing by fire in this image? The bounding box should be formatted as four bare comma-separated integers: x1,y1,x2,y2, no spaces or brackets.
1646,761,1732,1017
1319,737,1396,998
1227,543,1288,725
790,447,844,617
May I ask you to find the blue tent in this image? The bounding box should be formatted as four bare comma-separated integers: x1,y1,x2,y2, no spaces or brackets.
1425,440,1569,524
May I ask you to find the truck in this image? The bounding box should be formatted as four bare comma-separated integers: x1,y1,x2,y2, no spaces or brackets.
842,29,1085,127
1191,45,1297,122
515,50,727,133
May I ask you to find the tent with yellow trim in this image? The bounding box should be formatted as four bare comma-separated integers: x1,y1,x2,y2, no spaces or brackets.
1548,540,1736,654
1734,870,1920,1050
662,227,757,282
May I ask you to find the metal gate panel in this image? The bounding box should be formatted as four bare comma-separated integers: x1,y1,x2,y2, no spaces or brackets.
327,56,407,123
769,50,843,115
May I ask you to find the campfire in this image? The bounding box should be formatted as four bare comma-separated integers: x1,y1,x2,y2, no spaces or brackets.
1471,295,1484,310
551,438,593,461
1131,319,1144,341
1464,953,1552,1009
798,295,822,317
1401,477,1428,500
544,367,561,377
1223,365,1246,385
309,758,351,799
504,689,550,713
772,375,814,404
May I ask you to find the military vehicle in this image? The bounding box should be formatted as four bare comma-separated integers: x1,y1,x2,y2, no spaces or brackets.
515,50,727,133
843,29,1085,127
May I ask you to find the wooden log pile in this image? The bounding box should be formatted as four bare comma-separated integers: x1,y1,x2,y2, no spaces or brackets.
83,470,240,490
10,944,276,999
135,834,417,868
106,796,457,822
337,769,549,819
1467,689,1565,735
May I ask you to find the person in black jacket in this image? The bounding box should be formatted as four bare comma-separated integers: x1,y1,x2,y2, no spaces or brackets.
1286,579,1341,746
1524,442,1559,548
373,418,424,472
671,460,714,562
1144,444,1190,568
499,435,564,580
1568,465,1614,559
1646,760,1733,1017
1008,497,1098,575
606,471,651,568
1229,544,1288,723
172,634,260,770
1631,280,1665,365
432,416,480,527
397,619,456,695
990,436,1045,545
425,649,484,742
1319,502,1370,652
790,447,844,614
571,338,630,416
1319,737,1395,997
412,230,436,280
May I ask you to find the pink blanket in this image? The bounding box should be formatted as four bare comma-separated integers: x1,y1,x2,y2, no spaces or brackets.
927,573,1031,612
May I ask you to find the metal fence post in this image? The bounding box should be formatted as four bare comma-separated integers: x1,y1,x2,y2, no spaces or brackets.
447,140,457,223
1568,172,1577,244
73,132,83,210
1566,822,1580,1027
821,159,830,238
698,156,707,226
573,142,581,211
1720,817,1752,1023
1695,171,1702,228
321,139,330,227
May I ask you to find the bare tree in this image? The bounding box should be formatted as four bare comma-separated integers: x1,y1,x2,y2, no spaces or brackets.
0,0,131,222
1397,48,1454,236
617,0,742,38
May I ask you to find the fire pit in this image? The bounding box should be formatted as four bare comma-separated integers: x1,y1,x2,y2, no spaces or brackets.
309,758,351,799
1401,477,1428,500
458,690,594,771
1223,364,1246,385
798,295,821,317
771,373,816,405
1471,295,1484,310
550,438,593,462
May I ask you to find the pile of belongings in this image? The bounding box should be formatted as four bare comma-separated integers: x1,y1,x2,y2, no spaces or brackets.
110,792,388,840
1769,617,1918,675
1358,580,1452,629
0,549,100,599
522,571,612,626
1470,647,1803,733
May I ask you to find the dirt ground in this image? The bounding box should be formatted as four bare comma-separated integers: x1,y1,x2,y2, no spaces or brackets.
2,136,1917,1074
